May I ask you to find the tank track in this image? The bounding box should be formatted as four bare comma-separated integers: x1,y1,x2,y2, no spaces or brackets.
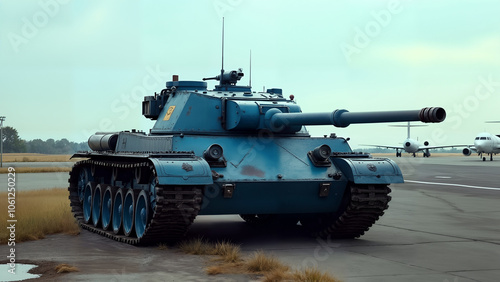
315,184,391,239
68,159,202,245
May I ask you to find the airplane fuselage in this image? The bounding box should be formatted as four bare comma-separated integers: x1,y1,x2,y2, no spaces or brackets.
403,138,421,153
474,132,500,154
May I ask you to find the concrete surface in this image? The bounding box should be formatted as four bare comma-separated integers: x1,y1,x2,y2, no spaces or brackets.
1,156,499,281
0,172,69,191
2,162,74,168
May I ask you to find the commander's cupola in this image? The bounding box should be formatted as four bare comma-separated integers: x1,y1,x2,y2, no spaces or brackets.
203,68,251,92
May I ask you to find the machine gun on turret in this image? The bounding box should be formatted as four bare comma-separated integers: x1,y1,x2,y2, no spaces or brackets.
203,68,244,85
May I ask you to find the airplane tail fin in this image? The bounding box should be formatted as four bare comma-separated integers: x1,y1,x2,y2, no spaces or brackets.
389,122,427,139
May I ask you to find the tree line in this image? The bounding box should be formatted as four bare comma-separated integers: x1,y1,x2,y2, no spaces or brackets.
1,126,89,154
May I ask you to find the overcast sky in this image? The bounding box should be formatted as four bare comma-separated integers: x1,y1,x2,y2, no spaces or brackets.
1,0,499,149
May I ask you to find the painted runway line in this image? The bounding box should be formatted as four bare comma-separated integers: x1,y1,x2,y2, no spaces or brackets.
405,180,500,191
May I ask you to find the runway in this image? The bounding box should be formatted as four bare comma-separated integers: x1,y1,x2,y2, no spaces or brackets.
0,172,69,191
1,156,499,281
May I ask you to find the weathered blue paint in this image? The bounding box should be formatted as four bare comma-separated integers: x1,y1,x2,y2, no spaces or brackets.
331,158,404,184
198,181,348,215
150,157,213,185
86,69,444,216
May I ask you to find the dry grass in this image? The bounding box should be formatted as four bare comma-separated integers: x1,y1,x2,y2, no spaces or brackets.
178,238,242,261
157,243,168,250
213,241,242,263
246,251,289,273
205,265,224,275
177,239,341,281
261,266,341,282
262,268,293,282
2,153,74,162
178,237,218,255
0,167,72,174
291,267,342,282
55,263,79,273
0,188,80,244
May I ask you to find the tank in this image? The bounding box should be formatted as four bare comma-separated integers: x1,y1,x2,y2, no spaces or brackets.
68,68,446,245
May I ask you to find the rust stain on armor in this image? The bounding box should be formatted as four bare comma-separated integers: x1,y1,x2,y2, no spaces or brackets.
241,165,265,177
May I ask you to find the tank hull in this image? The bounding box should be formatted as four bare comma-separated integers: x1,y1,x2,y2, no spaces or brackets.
69,132,400,244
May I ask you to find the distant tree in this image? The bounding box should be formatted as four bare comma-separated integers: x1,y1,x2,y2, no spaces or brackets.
2,126,90,154
2,126,26,153
25,138,89,154
55,138,72,154
25,139,46,153
45,138,56,154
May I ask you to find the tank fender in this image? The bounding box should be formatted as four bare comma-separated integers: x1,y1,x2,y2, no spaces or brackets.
150,157,213,185
331,158,403,184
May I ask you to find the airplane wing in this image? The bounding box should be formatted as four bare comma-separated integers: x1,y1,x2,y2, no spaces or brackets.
418,145,470,150
466,146,477,153
361,144,404,150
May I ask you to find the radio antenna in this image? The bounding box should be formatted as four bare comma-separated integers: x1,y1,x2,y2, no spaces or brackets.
249,50,252,87
220,17,225,82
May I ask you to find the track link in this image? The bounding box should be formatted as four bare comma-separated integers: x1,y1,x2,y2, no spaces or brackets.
313,184,391,239
68,159,202,245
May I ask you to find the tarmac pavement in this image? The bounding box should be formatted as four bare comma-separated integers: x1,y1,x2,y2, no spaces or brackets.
1,156,499,281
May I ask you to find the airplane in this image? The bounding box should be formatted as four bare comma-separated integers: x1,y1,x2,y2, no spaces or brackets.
362,122,461,157
462,128,500,161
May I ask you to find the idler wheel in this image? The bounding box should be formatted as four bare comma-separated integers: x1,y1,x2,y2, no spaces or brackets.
135,190,150,239
102,186,118,231
83,182,95,224
91,184,105,227
112,188,125,234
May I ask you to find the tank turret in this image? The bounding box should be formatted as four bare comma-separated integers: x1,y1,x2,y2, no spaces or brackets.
142,70,445,135
69,67,446,246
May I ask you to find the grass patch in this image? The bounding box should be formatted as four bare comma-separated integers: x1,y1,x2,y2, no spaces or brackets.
0,188,80,244
177,239,341,281
177,238,241,261
0,167,72,174
2,153,75,162
157,243,168,250
291,267,341,282
178,237,218,255
214,241,241,263
55,263,79,273
246,250,289,273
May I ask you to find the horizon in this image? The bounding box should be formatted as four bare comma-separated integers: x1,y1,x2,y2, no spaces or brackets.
2,1,500,148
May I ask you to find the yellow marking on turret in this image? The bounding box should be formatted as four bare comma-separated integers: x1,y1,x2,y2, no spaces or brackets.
163,106,176,120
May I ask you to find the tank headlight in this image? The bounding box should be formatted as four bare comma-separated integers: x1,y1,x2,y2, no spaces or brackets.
312,145,331,161
308,145,332,167
204,144,223,161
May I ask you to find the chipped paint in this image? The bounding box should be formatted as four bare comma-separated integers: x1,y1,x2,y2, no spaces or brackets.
182,162,193,172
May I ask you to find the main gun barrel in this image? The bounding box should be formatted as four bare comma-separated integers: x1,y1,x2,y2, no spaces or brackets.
268,107,445,132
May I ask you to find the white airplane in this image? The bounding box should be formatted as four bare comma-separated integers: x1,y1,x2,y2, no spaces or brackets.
363,122,461,157
462,132,500,161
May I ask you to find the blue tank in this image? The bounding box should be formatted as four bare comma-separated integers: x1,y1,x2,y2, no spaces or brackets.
68,68,445,245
